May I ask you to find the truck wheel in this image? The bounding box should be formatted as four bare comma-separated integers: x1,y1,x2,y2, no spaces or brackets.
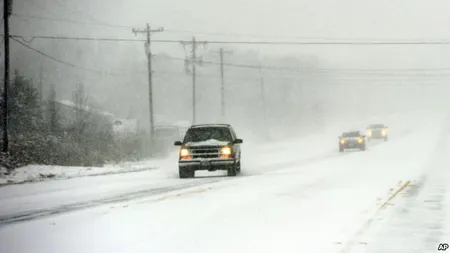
339,147,344,152
384,136,388,141
361,145,366,151
236,161,241,173
227,165,237,177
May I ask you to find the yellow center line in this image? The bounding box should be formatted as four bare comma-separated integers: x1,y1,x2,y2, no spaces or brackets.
338,180,411,253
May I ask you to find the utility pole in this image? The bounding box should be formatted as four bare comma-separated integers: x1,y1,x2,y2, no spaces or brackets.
2,0,12,153
132,24,164,148
259,64,269,139
259,64,266,124
181,37,207,125
215,48,232,121
38,62,43,101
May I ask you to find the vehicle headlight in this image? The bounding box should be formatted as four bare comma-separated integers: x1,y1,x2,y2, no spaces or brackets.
358,138,364,143
340,139,346,144
180,148,190,156
382,130,387,135
367,130,372,136
220,146,232,155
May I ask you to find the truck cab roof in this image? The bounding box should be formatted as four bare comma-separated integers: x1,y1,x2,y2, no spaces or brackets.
190,124,231,128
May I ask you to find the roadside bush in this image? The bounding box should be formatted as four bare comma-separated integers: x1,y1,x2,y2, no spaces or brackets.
0,71,144,169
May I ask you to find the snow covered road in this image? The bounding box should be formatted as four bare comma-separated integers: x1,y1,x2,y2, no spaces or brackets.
0,112,448,253
0,113,416,225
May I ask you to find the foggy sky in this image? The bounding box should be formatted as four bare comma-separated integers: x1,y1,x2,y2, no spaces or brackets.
11,0,450,67
3,0,450,136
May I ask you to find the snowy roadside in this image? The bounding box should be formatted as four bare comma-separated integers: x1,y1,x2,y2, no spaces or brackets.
0,157,172,186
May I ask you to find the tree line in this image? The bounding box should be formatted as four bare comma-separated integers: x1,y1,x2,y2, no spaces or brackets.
0,70,153,170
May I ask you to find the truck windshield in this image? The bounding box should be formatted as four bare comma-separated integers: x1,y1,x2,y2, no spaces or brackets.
183,127,232,143
342,132,360,137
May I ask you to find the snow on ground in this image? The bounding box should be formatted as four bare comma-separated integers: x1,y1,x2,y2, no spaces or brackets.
341,114,450,253
0,112,447,253
0,112,422,186
0,158,168,186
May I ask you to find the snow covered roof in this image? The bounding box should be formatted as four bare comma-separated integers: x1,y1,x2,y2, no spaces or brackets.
191,124,230,128
55,100,116,118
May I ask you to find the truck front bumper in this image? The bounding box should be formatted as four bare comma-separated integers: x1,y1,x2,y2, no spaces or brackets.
369,134,386,139
340,142,364,149
179,159,236,171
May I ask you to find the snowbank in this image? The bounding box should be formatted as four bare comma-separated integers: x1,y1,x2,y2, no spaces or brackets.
0,158,169,186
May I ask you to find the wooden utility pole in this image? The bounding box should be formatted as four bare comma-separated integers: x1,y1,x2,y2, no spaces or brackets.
216,48,232,121
181,37,207,124
2,0,12,153
38,62,43,101
259,64,266,126
132,24,163,146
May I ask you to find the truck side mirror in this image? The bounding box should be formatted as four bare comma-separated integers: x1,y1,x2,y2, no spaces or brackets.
174,141,182,146
234,139,243,144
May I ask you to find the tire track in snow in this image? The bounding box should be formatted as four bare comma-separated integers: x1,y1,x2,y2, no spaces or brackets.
0,150,346,227
0,178,224,227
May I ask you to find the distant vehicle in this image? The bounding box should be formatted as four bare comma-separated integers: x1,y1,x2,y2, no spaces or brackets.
338,131,366,152
366,124,388,141
174,124,243,178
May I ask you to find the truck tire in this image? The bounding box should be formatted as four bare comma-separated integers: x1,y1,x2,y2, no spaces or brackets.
227,164,237,177
339,147,344,152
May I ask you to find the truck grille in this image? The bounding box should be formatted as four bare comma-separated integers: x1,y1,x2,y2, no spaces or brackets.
189,146,221,159
371,130,382,136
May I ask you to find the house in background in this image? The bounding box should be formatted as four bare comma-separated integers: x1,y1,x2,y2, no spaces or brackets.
48,100,139,137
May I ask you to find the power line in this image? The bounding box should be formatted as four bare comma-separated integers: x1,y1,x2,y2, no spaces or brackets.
9,35,144,43
11,13,450,43
156,55,450,75
10,37,137,76
7,34,450,45
193,40,450,45
9,36,450,77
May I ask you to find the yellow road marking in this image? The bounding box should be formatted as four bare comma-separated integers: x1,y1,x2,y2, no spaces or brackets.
339,180,411,253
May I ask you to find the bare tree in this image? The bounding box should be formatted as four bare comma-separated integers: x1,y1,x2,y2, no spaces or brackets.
72,81,91,136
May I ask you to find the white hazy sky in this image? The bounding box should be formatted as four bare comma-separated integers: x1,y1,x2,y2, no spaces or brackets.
11,0,450,68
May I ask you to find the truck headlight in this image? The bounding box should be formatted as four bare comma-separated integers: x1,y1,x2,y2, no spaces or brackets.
382,130,387,135
180,148,190,156
367,130,372,136
358,138,364,143
340,140,346,144
220,146,232,155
